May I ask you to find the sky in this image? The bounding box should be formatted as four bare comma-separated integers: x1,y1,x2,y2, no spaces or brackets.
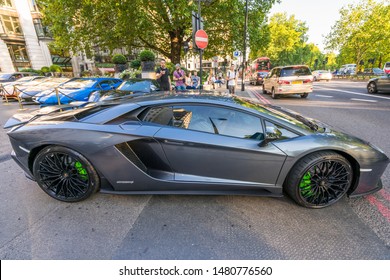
269,0,362,51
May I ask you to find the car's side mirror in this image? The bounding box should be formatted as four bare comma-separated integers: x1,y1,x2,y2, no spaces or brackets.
259,126,282,147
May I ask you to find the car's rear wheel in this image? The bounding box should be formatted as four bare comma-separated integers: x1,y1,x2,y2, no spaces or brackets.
284,151,352,208
367,82,377,94
271,88,279,99
33,146,100,202
300,93,308,98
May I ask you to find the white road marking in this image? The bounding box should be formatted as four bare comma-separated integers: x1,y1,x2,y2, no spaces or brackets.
315,86,390,101
315,94,333,98
350,98,377,103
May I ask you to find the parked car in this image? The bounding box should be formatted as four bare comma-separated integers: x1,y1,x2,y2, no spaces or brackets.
383,62,390,74
262,65,313,99
19,77,70,102
0,72,39,84
68,79,162,108
367,73,390,94
249,71,268,85
0,76,46,98
312,70,332,81
363,68,385,76
5,93,389,208
35,77,122,105
339,64,356,75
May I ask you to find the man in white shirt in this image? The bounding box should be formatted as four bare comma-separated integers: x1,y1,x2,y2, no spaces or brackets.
226,65,237,95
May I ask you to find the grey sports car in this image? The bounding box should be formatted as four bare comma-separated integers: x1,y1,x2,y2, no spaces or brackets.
5,94,389,208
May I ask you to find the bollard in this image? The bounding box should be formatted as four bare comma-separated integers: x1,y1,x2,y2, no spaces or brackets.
14,86,24,110
55,87,62,112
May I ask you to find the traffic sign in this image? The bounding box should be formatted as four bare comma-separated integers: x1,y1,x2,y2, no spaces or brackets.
233,50,241,57
195,29,208,49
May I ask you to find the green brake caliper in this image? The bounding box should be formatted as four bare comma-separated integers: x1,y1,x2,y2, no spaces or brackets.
75,161,88,181
299,171,313,197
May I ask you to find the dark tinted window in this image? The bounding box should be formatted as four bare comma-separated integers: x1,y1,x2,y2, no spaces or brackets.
265,121,299,140
141,105,264,140
280,67,311,77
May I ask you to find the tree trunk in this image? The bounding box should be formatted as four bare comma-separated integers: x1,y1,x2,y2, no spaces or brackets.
169,30,183,64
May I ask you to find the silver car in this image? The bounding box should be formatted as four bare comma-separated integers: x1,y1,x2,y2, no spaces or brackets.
263,65,313,99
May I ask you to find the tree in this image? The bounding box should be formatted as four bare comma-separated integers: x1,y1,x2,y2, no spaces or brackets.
254,13,310,66
325,0,390,71
39,0,278,64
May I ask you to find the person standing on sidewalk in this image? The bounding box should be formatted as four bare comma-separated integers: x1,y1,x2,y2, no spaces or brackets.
226,65,237,95
155,59,171,91
173,64,186,91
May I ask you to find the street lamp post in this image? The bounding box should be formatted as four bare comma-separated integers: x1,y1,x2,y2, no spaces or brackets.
241,0,248,92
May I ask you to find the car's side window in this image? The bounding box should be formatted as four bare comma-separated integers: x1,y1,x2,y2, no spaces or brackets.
142,105,264,140
265,120,299,140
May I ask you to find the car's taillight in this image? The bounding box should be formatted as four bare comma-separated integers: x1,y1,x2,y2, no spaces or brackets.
278,80,290,84
303,79,312,83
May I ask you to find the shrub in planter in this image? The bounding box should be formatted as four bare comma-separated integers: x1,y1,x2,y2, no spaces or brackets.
49,64,62,73
139,50,155,62
112,54,127,64
130,59,141,69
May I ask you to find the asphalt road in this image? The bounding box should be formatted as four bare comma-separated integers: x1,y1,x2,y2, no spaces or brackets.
0,81,389,260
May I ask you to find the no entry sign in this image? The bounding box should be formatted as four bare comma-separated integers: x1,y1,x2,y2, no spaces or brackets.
195,29,208,49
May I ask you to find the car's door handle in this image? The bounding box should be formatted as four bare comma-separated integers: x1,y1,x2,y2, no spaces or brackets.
163,139,185,145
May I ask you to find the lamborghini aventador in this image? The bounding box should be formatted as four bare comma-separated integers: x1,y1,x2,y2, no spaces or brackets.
4,93,389,208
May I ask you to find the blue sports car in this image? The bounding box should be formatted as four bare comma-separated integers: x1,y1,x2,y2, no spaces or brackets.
35,77,122,105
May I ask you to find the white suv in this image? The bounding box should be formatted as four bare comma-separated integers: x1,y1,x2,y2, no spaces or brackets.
262,65,313,99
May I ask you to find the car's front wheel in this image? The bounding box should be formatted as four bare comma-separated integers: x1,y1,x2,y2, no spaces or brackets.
300,93,308,98
367,82,377,94
284,151,353,208
33,146,100,202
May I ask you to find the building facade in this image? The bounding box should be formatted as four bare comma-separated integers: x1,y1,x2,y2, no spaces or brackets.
0,0,53,72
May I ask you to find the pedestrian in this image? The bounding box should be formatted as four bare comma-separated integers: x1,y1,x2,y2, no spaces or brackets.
155,59,171,91
226,65,237,94
185,72,195,89
191,71,200,89
173,63,186,91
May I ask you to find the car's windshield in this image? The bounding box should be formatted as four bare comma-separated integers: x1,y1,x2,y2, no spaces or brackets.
280,67,311,77
0,74,12,79
62,79,96,89
234,97,323,132
117,80,152,92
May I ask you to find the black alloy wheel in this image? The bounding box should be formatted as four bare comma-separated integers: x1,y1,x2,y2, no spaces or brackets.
33,146,99,202
285,151,353,208
367,82,377,94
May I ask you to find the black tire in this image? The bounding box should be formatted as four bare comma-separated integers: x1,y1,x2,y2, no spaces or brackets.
262,84,267,94
284,151,353,208
33,146,100,202
271,88,279,99
300,93,309,98
367,82,377,94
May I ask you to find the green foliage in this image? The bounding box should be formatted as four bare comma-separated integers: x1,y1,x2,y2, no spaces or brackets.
96,63,115,68
20,68,42,75
41,66,50,73
139,50,156,62
325,0,390,70
39,0,277,64
130,59,141,69
119,68,142,79
112,54,127,64
49,64,62,72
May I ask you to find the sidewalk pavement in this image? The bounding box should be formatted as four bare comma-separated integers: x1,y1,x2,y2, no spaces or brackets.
205,82,257,100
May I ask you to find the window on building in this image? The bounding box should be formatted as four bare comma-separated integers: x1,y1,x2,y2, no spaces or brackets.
33,18,51,38
7,44,29,62
0,0,13,8
0,15,22,35
29,0,39,11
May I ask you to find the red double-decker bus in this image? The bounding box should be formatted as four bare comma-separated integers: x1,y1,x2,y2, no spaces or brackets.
249,57,271,85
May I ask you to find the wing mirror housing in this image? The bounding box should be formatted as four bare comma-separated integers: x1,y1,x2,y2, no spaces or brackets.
259,126,282,147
